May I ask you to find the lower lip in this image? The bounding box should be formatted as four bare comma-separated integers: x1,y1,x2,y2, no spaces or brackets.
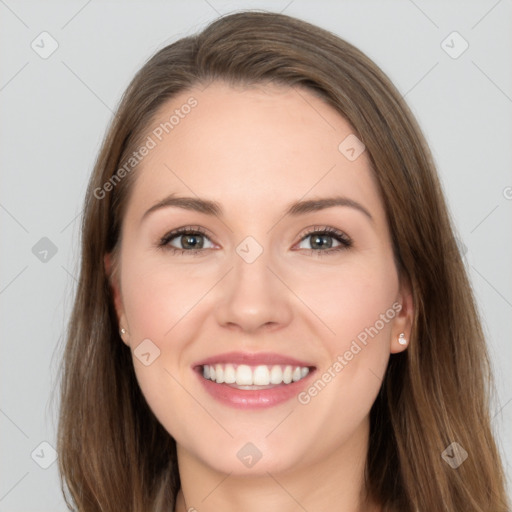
196,369,315,409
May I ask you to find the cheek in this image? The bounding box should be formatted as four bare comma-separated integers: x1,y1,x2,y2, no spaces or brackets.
288,255,399,350
119,257,210,441
120,256,215,341
293,256,398,407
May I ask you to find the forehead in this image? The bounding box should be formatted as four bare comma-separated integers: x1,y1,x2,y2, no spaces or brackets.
124,81,383,223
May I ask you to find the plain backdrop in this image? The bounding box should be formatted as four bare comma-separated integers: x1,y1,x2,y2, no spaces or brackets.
1,1,511,510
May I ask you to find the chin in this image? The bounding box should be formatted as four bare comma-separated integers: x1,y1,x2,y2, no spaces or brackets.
201,448,297,477
178,431,310,477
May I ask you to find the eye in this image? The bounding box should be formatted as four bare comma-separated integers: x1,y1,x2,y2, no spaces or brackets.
158,225,352,256
296,226,352,255
159,226,215,255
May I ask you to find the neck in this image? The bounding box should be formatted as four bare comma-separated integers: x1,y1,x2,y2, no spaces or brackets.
174,419,378,512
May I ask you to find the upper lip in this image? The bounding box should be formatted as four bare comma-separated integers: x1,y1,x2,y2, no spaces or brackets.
193,351,315,368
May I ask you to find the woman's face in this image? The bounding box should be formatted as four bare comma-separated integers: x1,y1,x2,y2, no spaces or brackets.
108,81,412,476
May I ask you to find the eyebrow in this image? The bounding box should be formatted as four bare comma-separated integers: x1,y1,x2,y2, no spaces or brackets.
141,194,373,223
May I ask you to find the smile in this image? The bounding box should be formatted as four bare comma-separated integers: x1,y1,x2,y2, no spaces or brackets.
194,352,316,409
202,363,310,388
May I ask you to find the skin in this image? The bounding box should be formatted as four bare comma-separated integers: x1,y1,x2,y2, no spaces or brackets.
106,81,413,512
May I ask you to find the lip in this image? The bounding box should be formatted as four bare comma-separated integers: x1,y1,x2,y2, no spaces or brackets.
193,351,314,368
193,352,316,410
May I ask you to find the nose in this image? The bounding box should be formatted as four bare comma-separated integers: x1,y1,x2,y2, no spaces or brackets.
213,247,293,334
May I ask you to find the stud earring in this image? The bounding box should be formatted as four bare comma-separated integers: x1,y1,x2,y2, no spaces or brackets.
120,328,127,336
398,333,407,346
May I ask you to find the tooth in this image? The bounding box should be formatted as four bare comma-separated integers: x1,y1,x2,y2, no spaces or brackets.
236,364,253,385
215,364,224,383
253,365,270,385
224,364,236,384
292,367,302,382
204,362,310,385
270,365,283,385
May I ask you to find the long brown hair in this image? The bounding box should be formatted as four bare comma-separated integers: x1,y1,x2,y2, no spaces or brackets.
57,11,509,512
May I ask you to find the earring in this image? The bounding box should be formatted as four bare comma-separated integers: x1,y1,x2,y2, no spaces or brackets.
398,333,407,346
120,328,126,336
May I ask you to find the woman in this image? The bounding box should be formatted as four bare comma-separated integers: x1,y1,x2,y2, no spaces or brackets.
57,11,509,512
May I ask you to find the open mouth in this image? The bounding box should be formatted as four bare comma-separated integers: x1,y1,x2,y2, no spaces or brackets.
193,352,317,408
198,363,313,389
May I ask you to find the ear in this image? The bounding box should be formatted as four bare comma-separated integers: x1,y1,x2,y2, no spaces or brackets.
390,276,414,354
104,253,129,346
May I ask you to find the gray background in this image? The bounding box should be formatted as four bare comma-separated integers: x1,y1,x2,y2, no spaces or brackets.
1,0,511,510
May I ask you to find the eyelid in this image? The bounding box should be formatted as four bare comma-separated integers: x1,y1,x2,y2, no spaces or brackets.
159,225,213,243
296,225,352,244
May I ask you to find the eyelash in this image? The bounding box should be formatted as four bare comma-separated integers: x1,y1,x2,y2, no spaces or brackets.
158,225,353,257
